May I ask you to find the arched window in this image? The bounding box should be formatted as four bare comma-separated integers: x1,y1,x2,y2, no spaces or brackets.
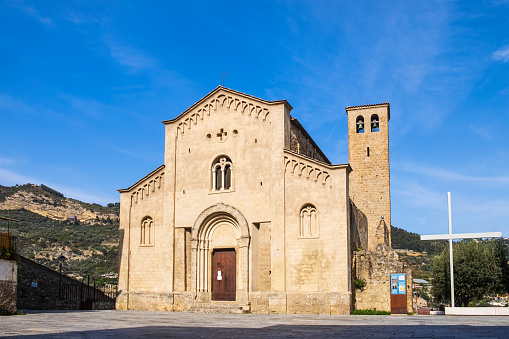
141,217,154,245
212,156,233,191
300,204,318,238
371,114,379,132
356,116,364,133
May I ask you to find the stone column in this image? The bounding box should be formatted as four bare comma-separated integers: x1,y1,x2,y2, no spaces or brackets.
230,167,234,190
190,239,198,293
212,168,216,191
237,236,250,302
204,240,209,292
220,168,225,190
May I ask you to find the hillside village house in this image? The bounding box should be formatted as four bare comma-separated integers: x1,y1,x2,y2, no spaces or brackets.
117,87,412,314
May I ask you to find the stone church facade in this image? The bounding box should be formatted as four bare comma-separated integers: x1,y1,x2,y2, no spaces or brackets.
116,87,411,314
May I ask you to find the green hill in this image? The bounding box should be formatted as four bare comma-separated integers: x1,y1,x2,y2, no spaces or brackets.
0,184,119,285
391,225,447,255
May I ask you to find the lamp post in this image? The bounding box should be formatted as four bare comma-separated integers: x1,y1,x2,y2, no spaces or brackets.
58,254,66,300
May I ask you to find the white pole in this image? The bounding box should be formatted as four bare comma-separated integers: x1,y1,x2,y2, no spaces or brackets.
448,192,455,307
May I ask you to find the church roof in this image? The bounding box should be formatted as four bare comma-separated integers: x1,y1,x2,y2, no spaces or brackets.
118,164,165,193
290,118,331,164
162,86,292,124
345,102,390,120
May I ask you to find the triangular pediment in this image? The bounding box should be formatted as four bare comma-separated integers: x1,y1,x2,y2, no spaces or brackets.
162,87,291,137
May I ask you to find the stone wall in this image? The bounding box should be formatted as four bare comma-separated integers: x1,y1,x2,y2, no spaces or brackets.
350,200,368,251
0,259,17,313
290,118,329,163
346,104,391,251
17,256,114,310
353,244,413,312
17,256,78,310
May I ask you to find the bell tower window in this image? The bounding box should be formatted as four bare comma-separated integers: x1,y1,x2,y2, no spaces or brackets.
356,116,365,133
212,156,233,191
371,114,379,132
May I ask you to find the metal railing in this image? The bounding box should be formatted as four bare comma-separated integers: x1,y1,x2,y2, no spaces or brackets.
61,275,117,302
0,233,17,260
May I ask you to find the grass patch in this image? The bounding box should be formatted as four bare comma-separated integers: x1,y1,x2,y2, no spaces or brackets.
352,309,391,315
0,308,24,316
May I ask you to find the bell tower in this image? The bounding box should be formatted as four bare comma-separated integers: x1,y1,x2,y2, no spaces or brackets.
346,103,391,251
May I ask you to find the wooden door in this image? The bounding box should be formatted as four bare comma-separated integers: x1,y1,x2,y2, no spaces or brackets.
212,249,236,301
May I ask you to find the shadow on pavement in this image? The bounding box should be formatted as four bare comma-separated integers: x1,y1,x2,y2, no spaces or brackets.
6,324,509,338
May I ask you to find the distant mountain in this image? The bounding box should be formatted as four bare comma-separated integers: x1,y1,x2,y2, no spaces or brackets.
0,184,119,284
0,184,119,224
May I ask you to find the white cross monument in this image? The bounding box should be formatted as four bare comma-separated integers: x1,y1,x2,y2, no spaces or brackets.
420,192,502,307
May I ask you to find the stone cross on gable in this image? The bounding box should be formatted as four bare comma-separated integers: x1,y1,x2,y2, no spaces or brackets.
217,128,227,141
421,192,501,307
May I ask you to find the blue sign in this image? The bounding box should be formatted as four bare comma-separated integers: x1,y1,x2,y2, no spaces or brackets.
391,273,406,295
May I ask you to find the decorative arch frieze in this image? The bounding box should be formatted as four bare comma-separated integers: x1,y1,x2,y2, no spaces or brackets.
176,93,271,137
284,156,330,186
131,173,164,205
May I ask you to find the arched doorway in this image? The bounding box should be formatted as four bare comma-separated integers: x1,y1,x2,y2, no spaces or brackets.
191,204,250,302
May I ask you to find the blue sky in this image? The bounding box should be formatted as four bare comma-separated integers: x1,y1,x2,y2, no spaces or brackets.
1,1,508,237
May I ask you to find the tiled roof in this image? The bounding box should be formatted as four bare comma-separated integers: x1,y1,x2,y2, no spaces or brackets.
345,102,389,110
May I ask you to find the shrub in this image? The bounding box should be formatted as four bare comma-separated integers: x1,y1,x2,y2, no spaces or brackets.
354,277,366,290
352,309,391,315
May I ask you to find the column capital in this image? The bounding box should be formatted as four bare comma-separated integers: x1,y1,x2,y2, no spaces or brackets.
237,236,250,248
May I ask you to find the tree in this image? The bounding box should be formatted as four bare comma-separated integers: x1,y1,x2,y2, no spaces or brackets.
431,240,508,306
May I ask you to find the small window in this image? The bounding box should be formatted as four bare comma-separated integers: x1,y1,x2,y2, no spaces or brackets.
212,156,233,191
141,217,154,246
371,114,379,132
300,204,318,238
356,116,364,133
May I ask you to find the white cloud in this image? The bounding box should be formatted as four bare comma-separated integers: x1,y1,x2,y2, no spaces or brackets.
469,123,494,139
10,0,53,26
65,11,105,25
65,95,110,120
0,167,37,186
396,162,509,185
0,93,36,115
104,36,157,71
103,142,159,162
0,157,16,166
493,45,509,62
0,93,66,120
392,180,446,210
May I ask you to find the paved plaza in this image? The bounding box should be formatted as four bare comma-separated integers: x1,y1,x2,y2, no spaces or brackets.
1,310,508,338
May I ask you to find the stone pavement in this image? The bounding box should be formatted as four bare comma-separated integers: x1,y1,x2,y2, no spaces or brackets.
1,310,508,338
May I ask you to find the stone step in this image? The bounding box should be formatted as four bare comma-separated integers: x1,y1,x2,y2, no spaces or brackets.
188,301,251,314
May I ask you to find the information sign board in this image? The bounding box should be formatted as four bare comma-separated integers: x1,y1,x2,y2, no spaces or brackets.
390,273,406,295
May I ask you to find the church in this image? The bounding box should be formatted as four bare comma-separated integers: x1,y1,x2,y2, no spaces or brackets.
116,86,412,314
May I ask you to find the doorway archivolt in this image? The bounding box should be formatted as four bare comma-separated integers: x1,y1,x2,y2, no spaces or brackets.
191,203,250,301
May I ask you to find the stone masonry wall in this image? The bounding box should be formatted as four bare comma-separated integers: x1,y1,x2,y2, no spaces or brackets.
350,200,368,251
0,259,17,313
18,256,79,310
347,104,391,251
290,119,328,163
354,244,413,312
17,256,114,310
